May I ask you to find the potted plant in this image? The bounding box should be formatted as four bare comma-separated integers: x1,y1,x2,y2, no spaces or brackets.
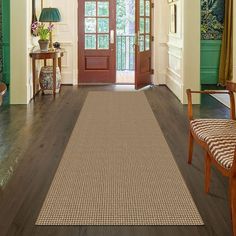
31,21,54,52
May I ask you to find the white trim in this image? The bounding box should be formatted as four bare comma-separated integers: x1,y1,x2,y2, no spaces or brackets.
153,0,169,85
166,71,182,100
168,67,181,79
168,51,182,60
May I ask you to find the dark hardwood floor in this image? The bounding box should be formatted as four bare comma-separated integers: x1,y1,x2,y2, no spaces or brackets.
0,85,232,236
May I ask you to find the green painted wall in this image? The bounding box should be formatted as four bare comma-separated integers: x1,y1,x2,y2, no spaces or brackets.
0,1,3,81
201,40,222,84
2,0,10,85
201,0,224,85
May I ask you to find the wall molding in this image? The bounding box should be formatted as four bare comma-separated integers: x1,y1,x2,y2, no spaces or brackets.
167,67,181,79
166,70,182,101
168,50,182,60
201,40,221,84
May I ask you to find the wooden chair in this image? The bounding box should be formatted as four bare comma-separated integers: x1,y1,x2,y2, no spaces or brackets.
0,82,7,106
186,82,236,236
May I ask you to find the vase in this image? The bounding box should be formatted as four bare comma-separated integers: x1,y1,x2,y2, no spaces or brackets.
39,66,62,94
38,40,49,52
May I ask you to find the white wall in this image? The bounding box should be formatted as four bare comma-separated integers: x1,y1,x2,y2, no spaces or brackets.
182,0,200,104
10,0,32,104
166,0,200,104
153,0,169,85
44,0,78,85
166,0,183,100
10,0,78,104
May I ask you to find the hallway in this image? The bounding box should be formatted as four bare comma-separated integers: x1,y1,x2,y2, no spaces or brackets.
0,85,231,236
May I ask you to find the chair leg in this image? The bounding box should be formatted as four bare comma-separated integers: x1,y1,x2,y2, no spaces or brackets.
230,175,236,236
204,152,211,193
188,131,194,164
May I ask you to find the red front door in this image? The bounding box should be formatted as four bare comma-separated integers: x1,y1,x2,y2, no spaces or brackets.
78,0,116,84
135,0,152,89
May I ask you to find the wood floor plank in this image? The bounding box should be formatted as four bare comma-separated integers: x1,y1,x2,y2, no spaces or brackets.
0,85,232,236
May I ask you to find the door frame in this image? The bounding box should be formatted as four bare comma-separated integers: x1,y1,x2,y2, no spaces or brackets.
134,0,153,89
77,0,157,86
78,0,116,84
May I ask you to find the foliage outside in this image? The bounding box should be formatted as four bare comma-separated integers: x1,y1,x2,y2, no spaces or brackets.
116,0,135,70
84,0,135,70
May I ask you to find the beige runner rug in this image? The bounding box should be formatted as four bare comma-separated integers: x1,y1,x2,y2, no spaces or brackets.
36,92,203,225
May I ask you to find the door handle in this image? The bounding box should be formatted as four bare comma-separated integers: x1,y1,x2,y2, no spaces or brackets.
110,30,114,44
134,31,140,47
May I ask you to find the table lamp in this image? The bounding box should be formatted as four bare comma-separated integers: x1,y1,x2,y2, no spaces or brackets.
39,8,61,50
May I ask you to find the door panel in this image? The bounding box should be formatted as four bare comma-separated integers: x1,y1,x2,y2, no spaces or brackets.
135,0,152,89
85,56,109,70
78,0,116,84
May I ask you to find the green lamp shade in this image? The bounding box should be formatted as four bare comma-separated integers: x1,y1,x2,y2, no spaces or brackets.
39,8,61,22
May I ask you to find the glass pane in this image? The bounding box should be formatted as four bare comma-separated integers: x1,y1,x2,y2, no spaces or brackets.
85,2,96,16
98,18,109,33
85,34,96,49
139,35,145,52
145,18,150,34
140,0,145,16
145,35,150,51
98,2,109,16
98,34,109,49
145,1,150,16
85,18,96,33
140,18,145,34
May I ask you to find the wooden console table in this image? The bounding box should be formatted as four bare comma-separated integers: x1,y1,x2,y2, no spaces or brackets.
29,49,64,97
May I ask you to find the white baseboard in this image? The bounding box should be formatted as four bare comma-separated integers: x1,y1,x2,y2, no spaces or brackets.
166,69,183,103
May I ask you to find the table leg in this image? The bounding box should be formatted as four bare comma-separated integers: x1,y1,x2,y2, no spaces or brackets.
58,57,62,72
44,59,47,67
58,57,62,93
53,58,57,96
32,59,36,98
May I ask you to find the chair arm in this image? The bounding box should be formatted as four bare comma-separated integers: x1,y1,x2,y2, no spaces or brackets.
186,89,236,120
0,83,7,96
0,83,7,107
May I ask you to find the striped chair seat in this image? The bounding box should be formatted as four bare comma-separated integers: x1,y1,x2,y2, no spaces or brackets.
190,119,236,169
